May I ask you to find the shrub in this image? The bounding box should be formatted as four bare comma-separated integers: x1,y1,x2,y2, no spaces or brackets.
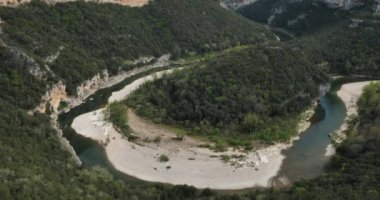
159,154,169,162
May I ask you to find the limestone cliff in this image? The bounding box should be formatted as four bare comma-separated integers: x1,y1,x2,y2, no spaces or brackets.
33,54,171,115
34,81,67,113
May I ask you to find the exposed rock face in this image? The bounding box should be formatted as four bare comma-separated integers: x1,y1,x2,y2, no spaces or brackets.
0,0,149,7
287,14,306,26
375,0,380,15
319,83,331,97
0,17,3,34
33,54,171,115
75,71,106,101
268,4,286,25
44,46,64,64
74,54,171,102
34,81,68,113
0,41,48,80
220,0,258,9
324,0,363,10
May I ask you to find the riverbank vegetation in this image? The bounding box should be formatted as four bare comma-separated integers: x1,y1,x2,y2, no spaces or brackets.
126,45,328,146
105,103,130,137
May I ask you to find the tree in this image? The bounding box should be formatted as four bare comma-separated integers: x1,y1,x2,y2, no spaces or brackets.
242,113,263,132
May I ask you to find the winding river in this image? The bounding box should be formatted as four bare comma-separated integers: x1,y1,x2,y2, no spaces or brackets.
58,68,349,188
272,93,346,185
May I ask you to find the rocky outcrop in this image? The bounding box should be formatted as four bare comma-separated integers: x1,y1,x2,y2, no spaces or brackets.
34,81,68,114
268,4,286,25
0,17,3,34
287,13,306,26
324,0,363,10
220,0,258,9
73,54,171,106
319,83,331,96
0,0,149,7
348,18,364,28
75,70,108,102
0,41,48,80
33,54,171,115
375,0,380,15
44,46,64,64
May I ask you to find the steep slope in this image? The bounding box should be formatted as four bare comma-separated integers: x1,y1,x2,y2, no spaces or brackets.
290,5,380,76
0,0,276,198
0,0,272,94
238,1,380,76
237,0,378,34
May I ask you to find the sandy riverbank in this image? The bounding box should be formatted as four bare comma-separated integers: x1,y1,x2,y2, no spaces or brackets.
71,69,315,189
331,81,376,143
108,68,177,103
73,108,292,189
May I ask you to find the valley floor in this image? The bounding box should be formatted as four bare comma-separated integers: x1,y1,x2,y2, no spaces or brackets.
70,66,376,190
71,69,313,189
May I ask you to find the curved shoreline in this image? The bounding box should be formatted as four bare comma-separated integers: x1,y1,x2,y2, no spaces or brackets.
331,81,376,144
71,69,315,190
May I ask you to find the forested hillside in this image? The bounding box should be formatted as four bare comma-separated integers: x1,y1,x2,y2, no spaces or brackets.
126,45,328,144
239,0,380,76
298,8,380,76
0,0,272,93
0,42,167,199
0,0,275,198
238,0,350,34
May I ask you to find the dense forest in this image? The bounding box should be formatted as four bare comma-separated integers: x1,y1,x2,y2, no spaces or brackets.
125,1,379,146
0,0,272,93
238,0,380,76
299,9,380,76
2,52,379,199
126,45,328,145
237,0,350,34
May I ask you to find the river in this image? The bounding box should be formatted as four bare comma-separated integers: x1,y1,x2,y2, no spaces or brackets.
272,93,346,185
58,69,349,188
